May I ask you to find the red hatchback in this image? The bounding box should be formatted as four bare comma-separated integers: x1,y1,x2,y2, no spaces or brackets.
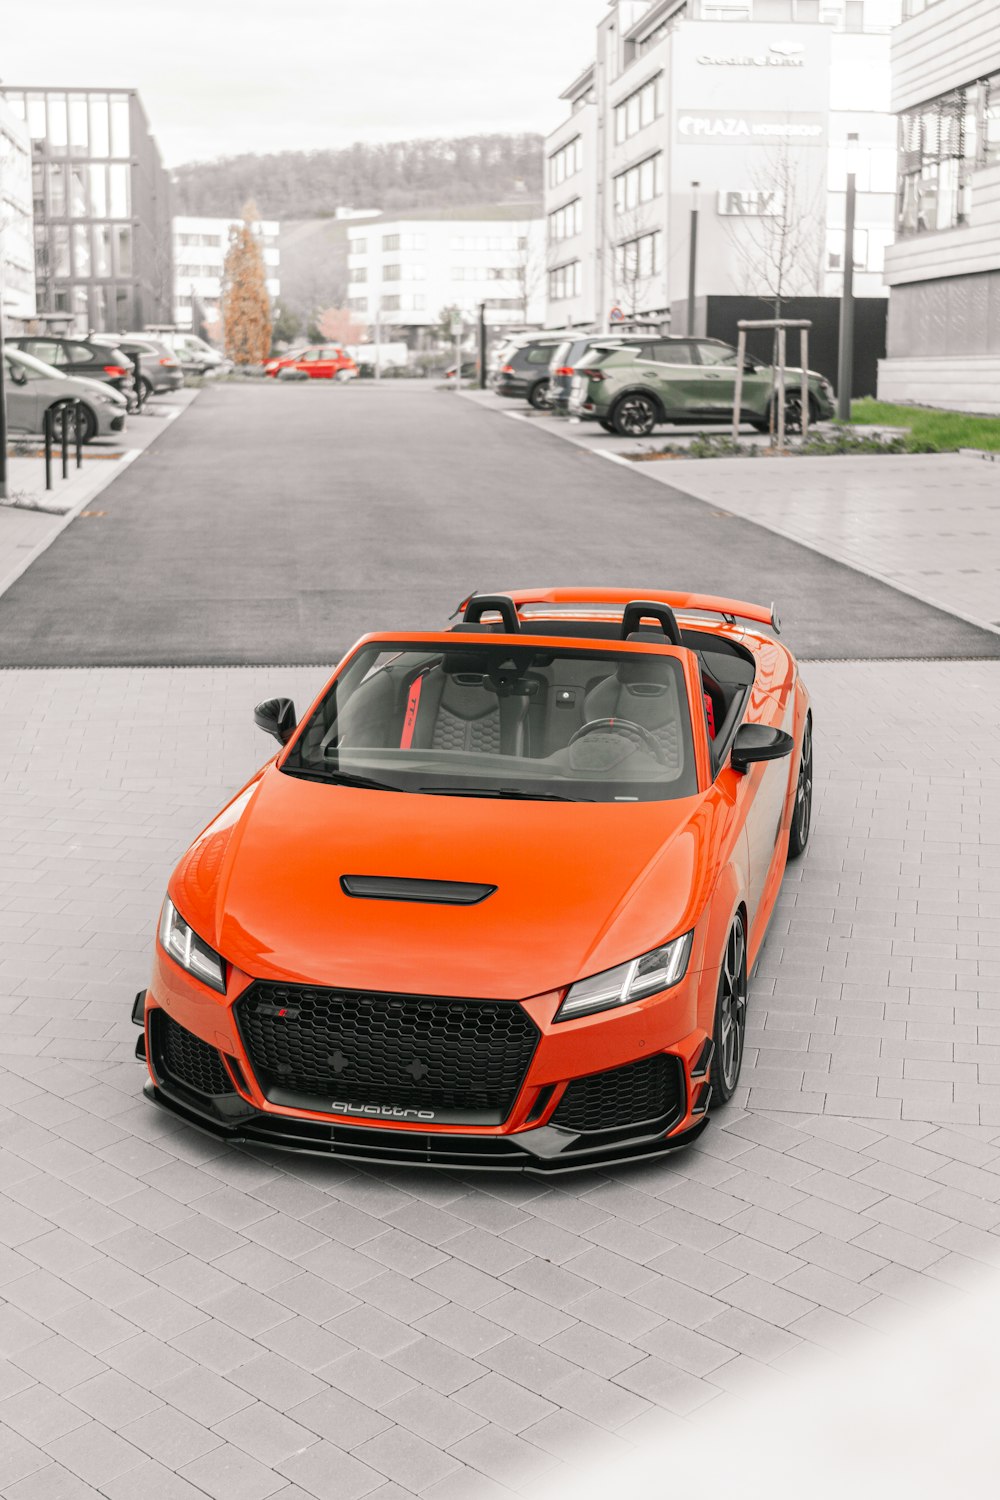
264,345,357,380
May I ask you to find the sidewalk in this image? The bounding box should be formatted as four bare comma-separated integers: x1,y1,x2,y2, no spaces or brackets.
460,388,1000,638
0,390,198,601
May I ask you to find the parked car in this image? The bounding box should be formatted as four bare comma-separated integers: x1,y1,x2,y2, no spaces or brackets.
7,333,137,404
263,345,357,381
2,345,128,443
568,336,836,436
493,334,565,408
132,585,812,1171
547,334,651,416
444,361,478,382
92,334,183,402
129,331,227,376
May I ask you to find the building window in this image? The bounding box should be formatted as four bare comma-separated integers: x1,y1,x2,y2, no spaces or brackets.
351,237,367,254
383,263,401,281
381,232,425,252
348,295,368,311
108,163,129,218
548,137,582,188
614,229,662,287
613,153,662,213
89,95,110,157
548,198,582,242
613,74,663,146
349,266,367,282
449,234,522,250
895,73,1000,236
109,94,130,156
548,261,581,300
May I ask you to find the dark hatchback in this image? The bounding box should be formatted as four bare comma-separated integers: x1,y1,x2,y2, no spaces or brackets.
9,334,137,403
493,335,565,409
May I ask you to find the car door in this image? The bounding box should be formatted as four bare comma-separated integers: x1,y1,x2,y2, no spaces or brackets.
692,341,742,418
634,340,700,419
3,353,42,432
297,349,322,377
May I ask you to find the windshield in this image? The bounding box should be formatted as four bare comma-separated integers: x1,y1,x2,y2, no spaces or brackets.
4,346,64,381
283,642,697,803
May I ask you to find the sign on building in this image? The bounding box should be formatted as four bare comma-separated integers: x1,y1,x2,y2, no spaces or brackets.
716,190,785,217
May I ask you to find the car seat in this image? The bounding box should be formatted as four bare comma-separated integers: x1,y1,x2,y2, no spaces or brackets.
581,655,683,774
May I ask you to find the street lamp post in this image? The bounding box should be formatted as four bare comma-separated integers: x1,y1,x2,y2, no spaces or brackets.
686,182,700,336
836,134,859,423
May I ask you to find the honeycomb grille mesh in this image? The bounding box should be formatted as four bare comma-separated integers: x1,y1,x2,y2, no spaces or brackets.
155,1012,234,1097
552,1054,684,1134
236,983,539,1117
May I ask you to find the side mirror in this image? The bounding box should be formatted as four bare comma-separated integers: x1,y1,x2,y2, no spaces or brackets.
254,696,297,745
731,723,794,773
8,365,27,386
744,359,758,373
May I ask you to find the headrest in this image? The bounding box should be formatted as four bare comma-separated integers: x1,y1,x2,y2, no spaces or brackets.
617,651,677,688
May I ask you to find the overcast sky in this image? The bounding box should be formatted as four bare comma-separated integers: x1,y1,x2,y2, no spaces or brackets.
3,0,608,167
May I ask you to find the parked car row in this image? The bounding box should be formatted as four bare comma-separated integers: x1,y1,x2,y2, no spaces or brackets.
492,330,836,437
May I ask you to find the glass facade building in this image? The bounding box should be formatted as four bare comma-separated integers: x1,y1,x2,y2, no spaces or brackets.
0,87,172,332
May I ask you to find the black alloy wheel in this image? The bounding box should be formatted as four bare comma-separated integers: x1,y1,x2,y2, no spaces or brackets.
710,914,747,1104
787,712,813,859
772,390,819,437
527,380,551,410
137,375,154,404
50,401,97,445
611,392,658,437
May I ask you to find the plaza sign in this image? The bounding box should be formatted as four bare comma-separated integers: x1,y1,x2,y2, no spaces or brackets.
677,112,826,146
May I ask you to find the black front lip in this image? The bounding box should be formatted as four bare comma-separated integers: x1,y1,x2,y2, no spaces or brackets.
144,1075,708,1175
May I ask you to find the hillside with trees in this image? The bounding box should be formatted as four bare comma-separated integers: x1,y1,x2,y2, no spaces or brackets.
172,133,544,220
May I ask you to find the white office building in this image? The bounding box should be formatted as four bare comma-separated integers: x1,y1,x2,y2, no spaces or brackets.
172,215,279,330
877,0,1000,412
544,0,902,331
0,96,36,322
345,214,545,343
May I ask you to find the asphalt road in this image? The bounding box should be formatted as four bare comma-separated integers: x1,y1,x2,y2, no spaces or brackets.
0,382,995,666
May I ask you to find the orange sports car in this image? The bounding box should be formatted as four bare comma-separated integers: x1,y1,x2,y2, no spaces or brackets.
133,588,813,1172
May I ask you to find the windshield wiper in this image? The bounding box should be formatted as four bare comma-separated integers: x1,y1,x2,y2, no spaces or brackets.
420,786,586,802
285,766,407,792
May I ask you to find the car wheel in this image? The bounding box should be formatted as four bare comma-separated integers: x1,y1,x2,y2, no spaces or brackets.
771,391,819,436
137,376,154,403
611,392,658,437
710,914,748,1105
334,369,352,383
49,401,97,445
598,419,615,432
787,712,813,859
527,380,550,410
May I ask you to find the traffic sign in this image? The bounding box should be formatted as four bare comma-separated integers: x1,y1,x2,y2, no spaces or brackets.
609,306,625,323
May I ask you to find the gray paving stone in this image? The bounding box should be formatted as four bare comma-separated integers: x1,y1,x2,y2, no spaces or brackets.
276,1440,384,1500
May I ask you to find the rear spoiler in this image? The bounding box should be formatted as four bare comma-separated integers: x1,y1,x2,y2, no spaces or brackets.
455,589,781,635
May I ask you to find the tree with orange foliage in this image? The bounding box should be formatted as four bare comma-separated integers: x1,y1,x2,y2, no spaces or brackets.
316,307,365,345
221,201,272,364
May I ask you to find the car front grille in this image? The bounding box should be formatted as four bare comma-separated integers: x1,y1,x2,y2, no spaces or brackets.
235,982,540,1125
151,1011,235,1098
552,1054,685,1135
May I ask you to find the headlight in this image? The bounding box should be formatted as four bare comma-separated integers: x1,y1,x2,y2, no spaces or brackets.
555,932,693,1022
158,898,226,992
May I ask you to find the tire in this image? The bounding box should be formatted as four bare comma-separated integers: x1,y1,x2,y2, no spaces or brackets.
598,419,615,432
770,391,819,437
611,391,658,438
49,401,97,445
709,914,748,1106
137,376,154,403
334,369,352,383
527,380,550,410
787,712,813,859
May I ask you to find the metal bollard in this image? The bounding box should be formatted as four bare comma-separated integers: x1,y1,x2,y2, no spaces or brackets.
44,406,53,491
75,399,83,468
60,403,69,479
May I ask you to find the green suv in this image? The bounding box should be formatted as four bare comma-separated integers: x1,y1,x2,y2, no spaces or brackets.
568,336,835,437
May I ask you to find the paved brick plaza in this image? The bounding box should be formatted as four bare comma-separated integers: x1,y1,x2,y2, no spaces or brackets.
1,657,998,1498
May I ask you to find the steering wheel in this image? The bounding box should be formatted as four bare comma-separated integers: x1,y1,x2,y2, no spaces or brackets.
569,717,667,765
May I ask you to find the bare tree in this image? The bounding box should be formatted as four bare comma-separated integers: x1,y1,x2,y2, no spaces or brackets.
512,233,545,324
610,202,660,320
725,146,825,317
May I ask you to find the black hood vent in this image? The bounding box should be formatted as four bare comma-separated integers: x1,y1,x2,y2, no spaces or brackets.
340,875,495,905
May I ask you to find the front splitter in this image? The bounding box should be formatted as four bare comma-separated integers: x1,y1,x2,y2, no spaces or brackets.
144,1078,709,1175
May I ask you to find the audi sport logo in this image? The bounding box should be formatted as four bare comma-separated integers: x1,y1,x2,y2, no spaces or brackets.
332,1101,436,1121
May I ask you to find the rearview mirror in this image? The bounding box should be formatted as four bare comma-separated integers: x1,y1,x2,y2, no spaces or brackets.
254,696,297,745
731,724,794,773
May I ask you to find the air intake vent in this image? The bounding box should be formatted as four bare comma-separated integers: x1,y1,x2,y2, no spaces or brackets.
340,875,495,905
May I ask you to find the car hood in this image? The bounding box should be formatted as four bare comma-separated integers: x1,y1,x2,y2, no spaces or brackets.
171,766,719,1000
71,374,128,403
